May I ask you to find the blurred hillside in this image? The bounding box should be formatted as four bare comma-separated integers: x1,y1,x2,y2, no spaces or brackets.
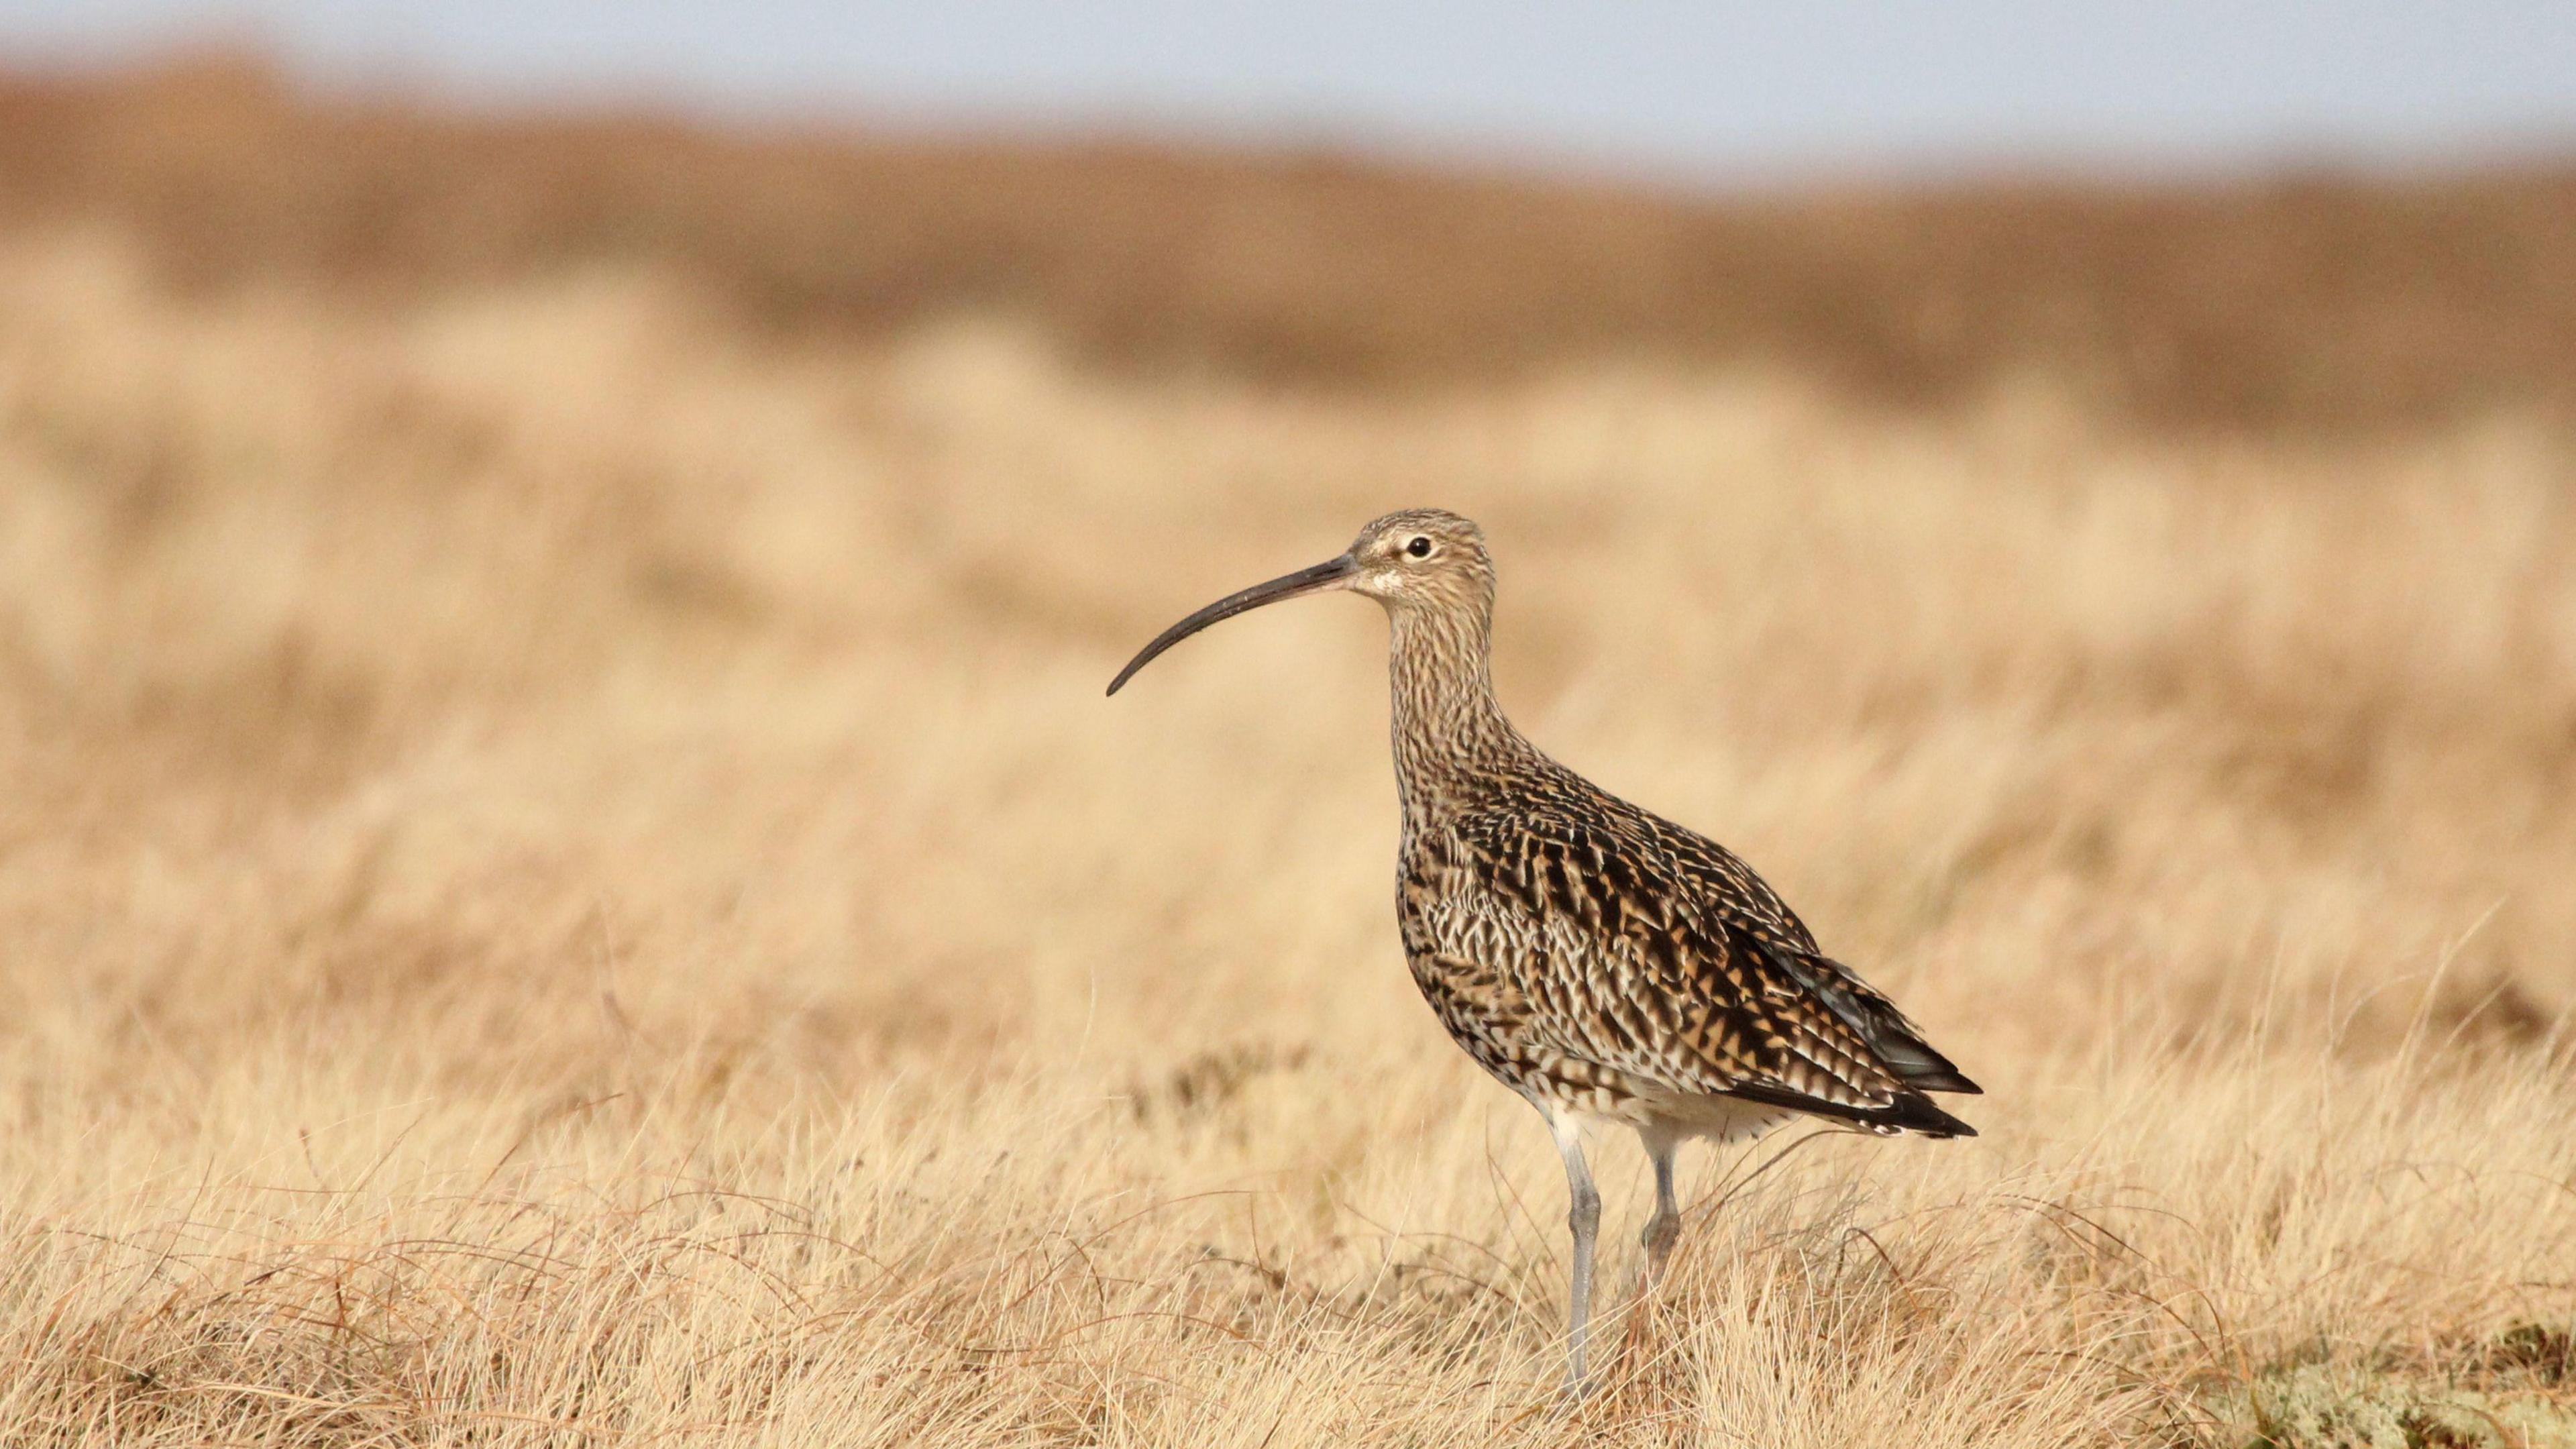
4,54,2574,433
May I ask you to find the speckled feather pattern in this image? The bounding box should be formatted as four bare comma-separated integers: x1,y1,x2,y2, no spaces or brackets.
1368,509,1978,1143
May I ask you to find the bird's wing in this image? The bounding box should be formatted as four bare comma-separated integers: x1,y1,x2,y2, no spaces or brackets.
1443,800,1975,1136
1644,816,1982,1097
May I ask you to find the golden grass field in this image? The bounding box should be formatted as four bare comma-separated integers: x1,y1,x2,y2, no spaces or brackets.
2,64,2575,1448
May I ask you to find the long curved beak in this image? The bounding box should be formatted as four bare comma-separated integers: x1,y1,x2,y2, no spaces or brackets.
1106,554,1357,696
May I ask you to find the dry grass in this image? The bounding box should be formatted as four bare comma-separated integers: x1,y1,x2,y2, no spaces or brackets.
6,57,2576,432
2,73,2576,1447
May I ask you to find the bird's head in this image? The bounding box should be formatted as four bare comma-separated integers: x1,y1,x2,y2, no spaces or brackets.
1341,508,1494,610
1107,507,1493,695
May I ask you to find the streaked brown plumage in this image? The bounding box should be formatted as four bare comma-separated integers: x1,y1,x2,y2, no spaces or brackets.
1109,507,1978,1394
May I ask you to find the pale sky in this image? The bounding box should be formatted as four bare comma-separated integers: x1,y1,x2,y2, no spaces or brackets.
9,1,2575,181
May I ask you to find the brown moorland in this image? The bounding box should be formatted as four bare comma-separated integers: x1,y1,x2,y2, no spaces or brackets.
7,55,2576,431
0,57,2571,1448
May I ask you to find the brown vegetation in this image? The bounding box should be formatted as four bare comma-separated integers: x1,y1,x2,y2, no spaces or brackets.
0,57,2571,1446
5,55,2575,430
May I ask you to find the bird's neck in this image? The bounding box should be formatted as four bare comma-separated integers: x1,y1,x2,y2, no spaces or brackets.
1387,600,1523,823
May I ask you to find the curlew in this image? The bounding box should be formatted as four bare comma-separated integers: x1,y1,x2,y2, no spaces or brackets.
1108,508,1978,1394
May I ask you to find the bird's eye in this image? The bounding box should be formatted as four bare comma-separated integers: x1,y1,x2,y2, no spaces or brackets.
1406,536,1434,558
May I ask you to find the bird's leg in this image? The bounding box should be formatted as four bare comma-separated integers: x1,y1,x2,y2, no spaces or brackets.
1554,1116,1601,1397
1638,1128,1681,1289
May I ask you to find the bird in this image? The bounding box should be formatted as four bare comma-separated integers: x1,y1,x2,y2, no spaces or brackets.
1107,508,1978,1395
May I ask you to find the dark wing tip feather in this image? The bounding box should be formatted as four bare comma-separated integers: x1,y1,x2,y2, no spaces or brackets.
1899,1066,1983,1096
1883,1091,1977,1138
1768,949,1980,1097
1720,1081,1977,1138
